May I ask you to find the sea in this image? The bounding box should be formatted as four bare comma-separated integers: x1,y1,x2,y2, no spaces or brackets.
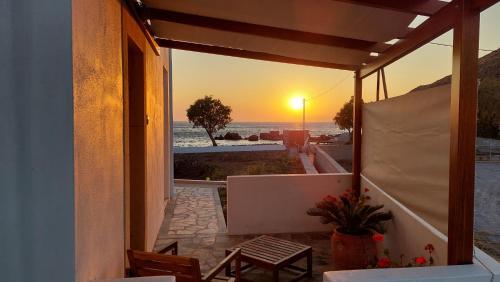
174,121,343,147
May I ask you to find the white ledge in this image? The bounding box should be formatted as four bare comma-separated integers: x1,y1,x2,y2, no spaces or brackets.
323,264,493,282
96,276,175,282
174,179,227,186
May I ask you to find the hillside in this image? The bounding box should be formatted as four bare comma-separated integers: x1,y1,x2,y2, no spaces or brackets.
412,47,500,92
411,47,500,139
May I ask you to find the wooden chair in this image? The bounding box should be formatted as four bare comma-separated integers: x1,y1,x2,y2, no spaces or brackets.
127,241,241,282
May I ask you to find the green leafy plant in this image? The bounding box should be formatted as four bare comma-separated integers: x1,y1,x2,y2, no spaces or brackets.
307,188,393,235
333,96,363,144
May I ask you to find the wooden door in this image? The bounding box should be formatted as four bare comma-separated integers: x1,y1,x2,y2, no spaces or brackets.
124,38,147,252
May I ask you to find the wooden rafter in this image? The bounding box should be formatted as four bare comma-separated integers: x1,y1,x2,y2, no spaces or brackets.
343,0,499,14
352,71,363,197
473,0,500,11
359,0,459,78
156,39,358,71
359,0,498,78
123,0,160,55
376,70,380,101
332,0,447,16
375,68,388,101
381,68,388,99
145,8,378,51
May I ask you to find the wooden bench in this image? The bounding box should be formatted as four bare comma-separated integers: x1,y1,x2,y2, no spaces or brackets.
225,235,312,282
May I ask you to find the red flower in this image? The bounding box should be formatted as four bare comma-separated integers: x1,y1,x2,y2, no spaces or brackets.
415,256,427,265
364,188,370,192
324,195,338,203
377,257,391,268
425,244,435,252
372,233,384,242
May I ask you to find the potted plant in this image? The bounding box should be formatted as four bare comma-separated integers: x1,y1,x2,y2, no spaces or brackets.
307,188,393,270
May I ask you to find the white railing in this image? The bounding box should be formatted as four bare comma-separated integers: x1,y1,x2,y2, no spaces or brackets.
312,145,348,173
476,144,500,161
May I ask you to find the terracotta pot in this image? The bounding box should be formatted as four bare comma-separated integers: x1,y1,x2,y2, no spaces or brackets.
331,229,377,270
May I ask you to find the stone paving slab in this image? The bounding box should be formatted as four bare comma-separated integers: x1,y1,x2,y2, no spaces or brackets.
158,185,226,238
155,185,228,271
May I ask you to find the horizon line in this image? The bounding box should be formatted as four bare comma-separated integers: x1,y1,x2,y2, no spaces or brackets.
173,120,335,123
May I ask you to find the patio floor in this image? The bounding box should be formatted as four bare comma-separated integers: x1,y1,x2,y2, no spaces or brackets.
154,184,335,281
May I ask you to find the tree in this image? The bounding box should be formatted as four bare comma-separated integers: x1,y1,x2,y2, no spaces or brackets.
334,96,354,143
187,96,232,146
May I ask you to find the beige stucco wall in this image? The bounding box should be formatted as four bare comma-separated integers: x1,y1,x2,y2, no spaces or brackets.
73,0,125,281
73,1,171,281
227,173,352,235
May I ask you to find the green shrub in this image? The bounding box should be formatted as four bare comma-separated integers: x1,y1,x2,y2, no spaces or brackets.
174,156,219,179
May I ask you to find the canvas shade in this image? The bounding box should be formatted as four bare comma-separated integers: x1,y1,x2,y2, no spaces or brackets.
361,84,451,234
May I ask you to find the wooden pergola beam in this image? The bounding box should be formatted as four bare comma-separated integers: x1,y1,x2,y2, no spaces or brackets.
359,1,458,78
358,0,498,78
332,0,447,16
473,0,500,11
156,38,358,71
146,8,378,51
352,71,363,197
381,68,388,99
124,0,161,55
447,0,479,265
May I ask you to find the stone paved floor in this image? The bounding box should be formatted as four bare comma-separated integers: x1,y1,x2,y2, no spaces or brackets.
154,184,334,281
162,186,225,236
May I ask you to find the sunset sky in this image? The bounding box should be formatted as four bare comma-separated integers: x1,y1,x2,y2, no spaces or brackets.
172,4,500,122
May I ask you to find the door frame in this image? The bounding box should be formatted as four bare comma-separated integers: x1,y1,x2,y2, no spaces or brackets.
122,5,149,260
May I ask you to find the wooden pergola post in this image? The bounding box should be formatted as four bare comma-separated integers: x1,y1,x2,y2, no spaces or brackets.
352,71,362,197
448,0,480,265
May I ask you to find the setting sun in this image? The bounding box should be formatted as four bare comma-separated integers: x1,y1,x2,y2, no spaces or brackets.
289,96,305,111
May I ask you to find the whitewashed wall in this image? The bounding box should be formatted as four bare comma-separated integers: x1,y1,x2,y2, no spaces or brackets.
227,173,352,235
324,264,494,282
361,175,448,265
323,175,499,282
313,145,348,173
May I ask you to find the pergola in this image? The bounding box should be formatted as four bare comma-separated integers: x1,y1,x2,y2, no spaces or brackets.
128,0,498,265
